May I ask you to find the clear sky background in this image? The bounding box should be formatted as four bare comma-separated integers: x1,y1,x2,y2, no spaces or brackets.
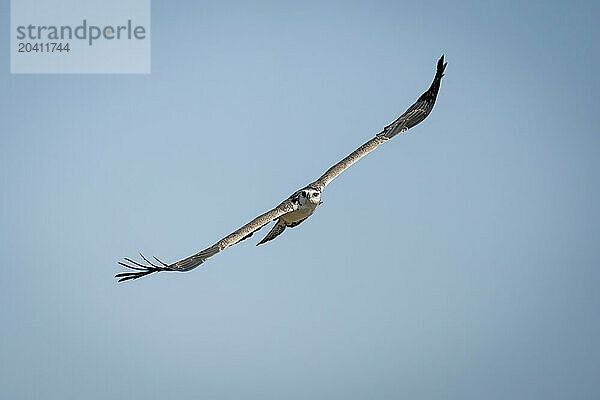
1,1,599,399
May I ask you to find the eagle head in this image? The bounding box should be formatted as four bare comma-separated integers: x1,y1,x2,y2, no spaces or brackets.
299,187,322,206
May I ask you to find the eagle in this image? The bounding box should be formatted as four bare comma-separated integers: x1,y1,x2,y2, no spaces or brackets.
116,55,447,282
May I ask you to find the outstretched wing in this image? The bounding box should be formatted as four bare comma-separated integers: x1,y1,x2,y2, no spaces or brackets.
312,55,447,190
116,199,296,282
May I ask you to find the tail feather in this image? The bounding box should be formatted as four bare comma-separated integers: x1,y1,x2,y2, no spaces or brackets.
256,220,286,246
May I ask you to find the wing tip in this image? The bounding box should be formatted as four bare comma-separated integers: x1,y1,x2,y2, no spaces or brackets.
115,253,170,283
115,269,161,282
436,54,448,79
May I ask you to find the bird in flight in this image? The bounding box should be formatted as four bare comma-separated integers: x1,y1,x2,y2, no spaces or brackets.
116,55,447,282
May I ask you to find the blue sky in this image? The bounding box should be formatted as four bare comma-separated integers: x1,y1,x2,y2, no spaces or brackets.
1,0,599,399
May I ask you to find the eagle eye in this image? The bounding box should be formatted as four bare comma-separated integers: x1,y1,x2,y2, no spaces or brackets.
313,193,319,197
